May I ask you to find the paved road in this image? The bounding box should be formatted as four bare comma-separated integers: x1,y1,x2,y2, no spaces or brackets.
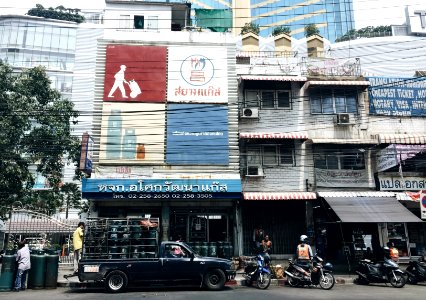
0,283,425,300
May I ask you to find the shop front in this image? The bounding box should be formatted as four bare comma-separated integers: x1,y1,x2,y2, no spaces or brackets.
82,178,242,257
315,192,423,268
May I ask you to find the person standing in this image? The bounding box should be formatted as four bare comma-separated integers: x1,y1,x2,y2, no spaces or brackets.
261,235,272,265
14,240,31,292
108,65,129,98
253,225,265,253
73,222,85,274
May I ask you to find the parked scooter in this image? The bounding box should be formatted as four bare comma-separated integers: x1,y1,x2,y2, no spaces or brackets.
355,258,406,288
405,257,426,284
243,253,272,289
285,255,335,290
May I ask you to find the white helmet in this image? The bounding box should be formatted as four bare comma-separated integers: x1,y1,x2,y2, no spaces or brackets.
300,235,308,242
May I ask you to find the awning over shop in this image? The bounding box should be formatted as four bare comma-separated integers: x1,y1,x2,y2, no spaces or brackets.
309,138,377,144
304,80,370,88
321,196,423,223
239,75,307,82
244,192,317,200
376,134,426,144
240,132,308,139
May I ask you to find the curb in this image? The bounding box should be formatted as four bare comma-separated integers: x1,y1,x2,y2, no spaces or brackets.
57,275,356,288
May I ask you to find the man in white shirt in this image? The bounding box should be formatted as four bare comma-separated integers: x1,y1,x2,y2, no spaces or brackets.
14,240,31,292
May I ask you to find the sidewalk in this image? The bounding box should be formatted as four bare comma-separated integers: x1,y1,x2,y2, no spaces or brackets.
56,265,357,288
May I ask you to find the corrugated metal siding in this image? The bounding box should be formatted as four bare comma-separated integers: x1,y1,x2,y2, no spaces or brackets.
242,201,306,255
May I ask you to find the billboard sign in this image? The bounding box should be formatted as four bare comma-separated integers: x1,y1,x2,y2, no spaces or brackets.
167,46,228,103
406,6,426,34
99,102,165,164
103,45,167,102
367,77,426,116
166,104,229,165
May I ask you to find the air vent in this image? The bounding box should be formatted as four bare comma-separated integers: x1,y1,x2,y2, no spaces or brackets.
246,166,264,177
336,113,350,125
241,108,259,119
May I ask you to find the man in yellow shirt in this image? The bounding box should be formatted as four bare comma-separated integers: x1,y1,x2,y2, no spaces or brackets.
73,222,85,274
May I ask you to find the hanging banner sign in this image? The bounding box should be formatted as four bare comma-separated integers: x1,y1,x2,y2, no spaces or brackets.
376,144,426,172
366,77,426,117
315,168,375,188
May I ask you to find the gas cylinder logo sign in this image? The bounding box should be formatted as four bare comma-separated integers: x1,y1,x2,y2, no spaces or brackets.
180,55,214,86
421,190,426,219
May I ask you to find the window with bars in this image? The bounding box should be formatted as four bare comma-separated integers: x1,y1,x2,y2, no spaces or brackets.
310,88,358,114
314,150,365,170
246,144,296,167
245,90,292,109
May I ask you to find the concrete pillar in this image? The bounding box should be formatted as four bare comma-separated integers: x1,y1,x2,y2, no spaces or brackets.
161,203,170,242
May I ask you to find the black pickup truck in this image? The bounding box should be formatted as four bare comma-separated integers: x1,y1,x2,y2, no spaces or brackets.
78,241,236,292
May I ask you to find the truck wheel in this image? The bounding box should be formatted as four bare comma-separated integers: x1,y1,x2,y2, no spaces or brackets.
105,270,128,293
204,269,226,291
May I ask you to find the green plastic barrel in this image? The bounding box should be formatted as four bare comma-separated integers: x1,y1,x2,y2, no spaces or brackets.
200,245,208,256
208,244,217,257
28,251,46,289
0,255,17,291
44,251,59,289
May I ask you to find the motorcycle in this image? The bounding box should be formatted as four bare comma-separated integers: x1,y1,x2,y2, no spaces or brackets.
355,258,406,288
285,255,335,290
243,253,272,289
405,257,426,284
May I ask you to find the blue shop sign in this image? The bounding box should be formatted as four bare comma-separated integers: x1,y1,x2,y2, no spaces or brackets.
367,77,426,117
82,178,242,200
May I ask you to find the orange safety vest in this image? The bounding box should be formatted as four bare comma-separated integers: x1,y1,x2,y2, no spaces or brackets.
262,240,272,251
297,244,310,260
390,247,399,259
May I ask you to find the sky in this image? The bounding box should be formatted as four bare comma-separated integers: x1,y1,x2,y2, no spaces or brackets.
1,0,425,29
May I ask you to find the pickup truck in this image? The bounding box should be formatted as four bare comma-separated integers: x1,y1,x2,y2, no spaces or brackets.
78,241,236,292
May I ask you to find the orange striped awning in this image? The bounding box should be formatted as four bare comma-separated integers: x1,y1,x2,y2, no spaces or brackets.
244,192,317,200
239,75,307,82
240,132,308,139
376,134,426,144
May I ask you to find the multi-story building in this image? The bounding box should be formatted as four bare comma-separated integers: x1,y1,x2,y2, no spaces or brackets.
190,0,355,42
236,3,425,263
80,0,243,255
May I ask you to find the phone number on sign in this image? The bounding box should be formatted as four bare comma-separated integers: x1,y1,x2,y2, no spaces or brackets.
113,193,214,199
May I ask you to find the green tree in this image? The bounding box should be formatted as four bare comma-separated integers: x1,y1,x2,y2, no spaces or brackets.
304,23,320,37
241,22,260,35
336,25,391,42
272,25,291,36
27,4,85,23
0,61,81,219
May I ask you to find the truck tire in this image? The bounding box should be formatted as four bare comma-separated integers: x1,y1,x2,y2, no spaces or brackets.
203,269,226,291
105,270,128,293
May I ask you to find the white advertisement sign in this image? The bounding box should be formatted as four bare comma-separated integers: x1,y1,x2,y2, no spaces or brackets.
315,168,375,188
407,6,426,34
420,190,426,220
379,174,426,191
167,46,228,103
376,145,398,172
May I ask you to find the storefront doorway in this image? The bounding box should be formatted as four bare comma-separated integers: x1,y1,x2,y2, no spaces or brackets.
170,209,231,243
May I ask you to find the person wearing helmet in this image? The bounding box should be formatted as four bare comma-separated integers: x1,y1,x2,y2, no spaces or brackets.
296,234,313,279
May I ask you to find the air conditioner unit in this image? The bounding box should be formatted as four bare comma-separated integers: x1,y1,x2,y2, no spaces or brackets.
241,107,259,119
246,166,264,177
336,113,350,125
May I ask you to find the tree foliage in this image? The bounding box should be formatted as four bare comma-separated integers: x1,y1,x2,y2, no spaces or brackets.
27,4,85,23
241,22,260,35
272,25,291,36
335,25,392,42
0,61,81,219
304,23,320,37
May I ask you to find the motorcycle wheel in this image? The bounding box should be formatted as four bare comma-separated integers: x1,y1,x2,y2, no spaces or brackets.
319,272,335,290
389,273,406,288
286,270,300,287
256,272,271,289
